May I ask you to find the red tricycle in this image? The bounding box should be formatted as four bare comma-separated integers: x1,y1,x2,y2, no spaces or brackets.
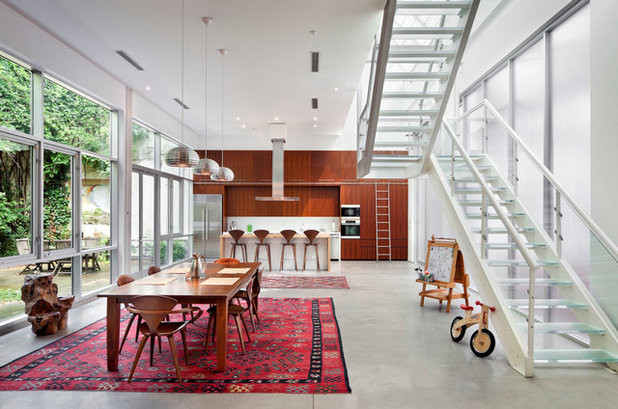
450,300,496,358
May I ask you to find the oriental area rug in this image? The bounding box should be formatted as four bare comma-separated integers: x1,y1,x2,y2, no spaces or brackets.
0,298,350,394
261,276,350,289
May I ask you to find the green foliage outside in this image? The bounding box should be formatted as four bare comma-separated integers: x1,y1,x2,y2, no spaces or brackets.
0,288,21,302
160,240,188,264
0,56,112,257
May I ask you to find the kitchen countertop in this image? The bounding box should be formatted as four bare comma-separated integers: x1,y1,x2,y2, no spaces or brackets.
221,232,332,239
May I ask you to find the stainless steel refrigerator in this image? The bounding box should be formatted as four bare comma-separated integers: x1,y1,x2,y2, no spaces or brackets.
193,194,222,260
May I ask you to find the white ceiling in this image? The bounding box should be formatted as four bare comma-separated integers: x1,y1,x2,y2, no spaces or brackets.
5,0,384,148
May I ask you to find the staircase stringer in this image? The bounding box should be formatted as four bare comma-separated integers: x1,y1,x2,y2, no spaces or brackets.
427,154,532,377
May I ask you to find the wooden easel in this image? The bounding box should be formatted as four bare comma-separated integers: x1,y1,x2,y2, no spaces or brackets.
416,236,469,313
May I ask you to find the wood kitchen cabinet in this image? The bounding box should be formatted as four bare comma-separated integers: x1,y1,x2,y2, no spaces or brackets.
311,151,341,183
340,151,357,182
223,151,254,182
253,150,272,183
284,151,311,183
341,238,360,260
340,184,360,205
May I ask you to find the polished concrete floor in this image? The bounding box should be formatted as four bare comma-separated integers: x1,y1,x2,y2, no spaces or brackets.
0,261,616,409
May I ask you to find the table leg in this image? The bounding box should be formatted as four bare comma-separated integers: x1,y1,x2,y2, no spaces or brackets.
215,298,228,372
106,297,120,371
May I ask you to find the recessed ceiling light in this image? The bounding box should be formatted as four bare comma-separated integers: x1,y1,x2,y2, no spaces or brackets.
313,124,318,128
241,124,246,129
145,86,151,91
274,116,279,121
313,117,318,121
334,87,339,92
310,30,318,36
236,117,241,121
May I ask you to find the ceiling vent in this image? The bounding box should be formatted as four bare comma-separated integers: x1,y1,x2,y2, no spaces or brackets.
311,51,319,72
115,50,144,71
173,98,190,109
312,98,318,109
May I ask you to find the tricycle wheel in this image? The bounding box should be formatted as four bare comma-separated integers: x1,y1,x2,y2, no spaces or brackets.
450,316,466,342
470,329,495,358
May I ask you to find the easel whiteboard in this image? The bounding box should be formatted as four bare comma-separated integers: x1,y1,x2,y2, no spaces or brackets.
426,245,455,282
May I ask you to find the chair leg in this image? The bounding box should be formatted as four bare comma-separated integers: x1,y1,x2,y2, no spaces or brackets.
234,315,246,354
135,316,142,342
205,313,213,353
247,299,256,332
243,244,248,262
150,335,155,366
158,336,162,354
315,245,320,271
267,244,272,271
292,245,298,271
167,335,183,383
239,313,251,343
252,298,260,324
231,244,236,259
128,335,149,383
303,245,307,271
119,313,136,354
180,328,189,364
280,245,285,271
254,245,259,262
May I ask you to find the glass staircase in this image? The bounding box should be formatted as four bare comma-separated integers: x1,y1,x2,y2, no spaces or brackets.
357,0,480,179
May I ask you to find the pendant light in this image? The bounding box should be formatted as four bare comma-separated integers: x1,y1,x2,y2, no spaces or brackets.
166,0,199,168
194,17,220,176
211,48,234,182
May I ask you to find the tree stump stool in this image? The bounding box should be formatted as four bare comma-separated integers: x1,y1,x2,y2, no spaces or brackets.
21,274,75,335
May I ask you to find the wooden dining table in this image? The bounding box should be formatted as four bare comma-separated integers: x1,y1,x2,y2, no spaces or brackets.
97,262,261,372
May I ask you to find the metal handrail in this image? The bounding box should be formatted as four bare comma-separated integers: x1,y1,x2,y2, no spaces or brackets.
442,120,538,363
456,98,618,264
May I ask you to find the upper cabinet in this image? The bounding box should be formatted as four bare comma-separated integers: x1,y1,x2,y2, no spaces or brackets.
222,151,253,182
253,150,272,183
311,151,341,183
340,151,357,182
284,151,311,183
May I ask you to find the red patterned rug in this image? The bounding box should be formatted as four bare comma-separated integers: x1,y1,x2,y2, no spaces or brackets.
0,298,350,393
262,276,350,289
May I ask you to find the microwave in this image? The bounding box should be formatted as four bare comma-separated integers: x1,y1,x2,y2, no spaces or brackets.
341,219,360,239
341,204,360,218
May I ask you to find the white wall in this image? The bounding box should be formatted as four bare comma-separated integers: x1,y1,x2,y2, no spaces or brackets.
460,0,572,90
0,1,199,148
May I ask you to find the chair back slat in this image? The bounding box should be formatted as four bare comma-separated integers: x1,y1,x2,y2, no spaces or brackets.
304,229,319,244
215,258,239,264
147,266,161,276
254,229,270,243
129,295,178,334
229,229,245,243
117,274,135,287
280,229,297,243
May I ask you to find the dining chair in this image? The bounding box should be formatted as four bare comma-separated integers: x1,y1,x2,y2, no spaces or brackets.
147,265,161,275
233,269,263,326
302,229,321,271
127,295,202,383
253,229,272,271
117,274,139,354
146,265,200,322
228,229,248,262
280,229,298,271
205,283,254,354
215,258,240,264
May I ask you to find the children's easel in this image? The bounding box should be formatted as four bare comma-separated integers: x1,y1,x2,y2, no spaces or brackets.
416,236,469,313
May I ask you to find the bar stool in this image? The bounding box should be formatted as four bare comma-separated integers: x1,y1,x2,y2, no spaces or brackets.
253,229,272,271
229,230,247,262
302,229,321,271
279,229,298,271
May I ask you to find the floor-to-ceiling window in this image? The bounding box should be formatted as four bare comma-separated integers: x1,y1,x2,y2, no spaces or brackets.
131,122,193,273
0,53,118,324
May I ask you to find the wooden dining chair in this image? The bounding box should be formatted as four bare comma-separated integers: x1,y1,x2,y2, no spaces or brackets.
280,229,298,271
302,229,321,271
127,295,202,383
205,290,253,354
253,229,272,271
215,258,240,264
233,269,263,326
117,274,139,354
147,265,161,275
147,265,201,322
229,229,247,262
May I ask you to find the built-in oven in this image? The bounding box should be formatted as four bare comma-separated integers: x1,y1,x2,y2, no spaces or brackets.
341,204,360,218
341,218,360,239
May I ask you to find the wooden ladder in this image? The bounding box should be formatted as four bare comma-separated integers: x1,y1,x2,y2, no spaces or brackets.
375,182,391,262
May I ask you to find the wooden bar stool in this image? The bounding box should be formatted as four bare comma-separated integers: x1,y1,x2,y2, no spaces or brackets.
279,229,298,271
253,229,272,271
302,229,320,271
228,230,247,262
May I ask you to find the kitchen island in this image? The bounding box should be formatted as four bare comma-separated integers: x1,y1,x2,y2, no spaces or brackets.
220,232,331,271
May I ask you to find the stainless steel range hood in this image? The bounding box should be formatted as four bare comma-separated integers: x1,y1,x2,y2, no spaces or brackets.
255,123,299,202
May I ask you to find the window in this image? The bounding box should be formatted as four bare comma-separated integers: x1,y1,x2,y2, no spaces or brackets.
43,150,73,251
44,78,111,156
0,137,32,258
132,121,155,168
0,56,31,134
82,155,111,247
160,136,180,176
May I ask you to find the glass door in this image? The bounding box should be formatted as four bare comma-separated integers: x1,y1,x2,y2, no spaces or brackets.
131,170,156,273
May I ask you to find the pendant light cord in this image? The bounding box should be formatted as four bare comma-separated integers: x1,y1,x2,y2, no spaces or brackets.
204,19,208,157
220,50,224,167
180,0,185,145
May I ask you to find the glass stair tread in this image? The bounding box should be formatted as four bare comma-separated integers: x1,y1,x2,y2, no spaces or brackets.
396,1,473,10
458,199,515,206
377,126,432,132
466,212,524,219
455,187,506,194
496,278,571,286
388,50,456,59
488,259,558,267
385,72,450,80
534,349,618,363
487,242,545,249
453,176,498,182
472,227,535,234
391,27,464,36
379,109,439,117
382,91,443,99
508,299,588,309
375,141,428,149
372,155,423,162
518,322,605,334
436,155,483,160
